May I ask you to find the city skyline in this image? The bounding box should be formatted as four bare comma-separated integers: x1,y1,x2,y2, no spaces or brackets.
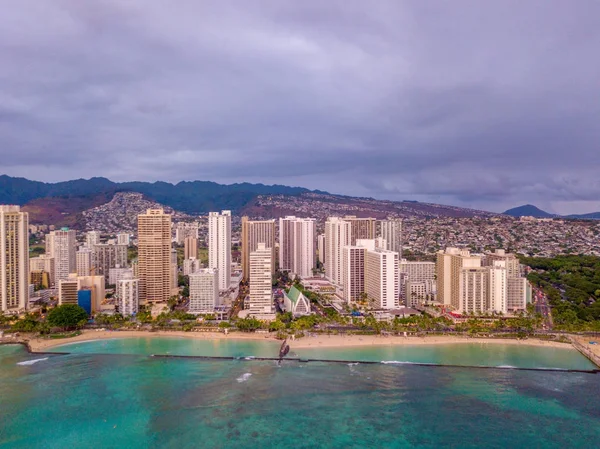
1,2,599,214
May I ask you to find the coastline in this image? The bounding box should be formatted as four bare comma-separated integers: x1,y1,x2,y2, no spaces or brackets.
21,330,573,352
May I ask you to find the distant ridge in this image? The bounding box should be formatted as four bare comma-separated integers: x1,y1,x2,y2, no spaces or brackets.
0,174,319,215
503,204,554,218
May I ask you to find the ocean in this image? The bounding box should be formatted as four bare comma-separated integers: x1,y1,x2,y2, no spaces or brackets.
1,338,599,448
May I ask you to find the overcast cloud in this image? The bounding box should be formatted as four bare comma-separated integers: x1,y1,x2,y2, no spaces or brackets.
1,0,599,214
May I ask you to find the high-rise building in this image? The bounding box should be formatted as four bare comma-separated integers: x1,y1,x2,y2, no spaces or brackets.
53,228,77,282
438,247,509,315
278,216,316,279
0,206,29,312
189,269,219,313
208,211,231,291
118,276,139,316
30,254,55,286
45,232,55,257
92,244,128,278
249,243,273,314
365,248,399,310
86,231,101,248
108,266,134,286
436,248,481,308
341,246,366,302
242,217,275,281
175,222,199,245
183,257,202,276
117,233,130,246
324,217,352,286
343,216,376,245
138,209,172,303
488,261,508,314
317,234,325,264
76,248,92,276
171,248,178,290
400,260,436,283
400,259,436,305
58,276,78,305
184,236,198,260
458,267,489,315
507,277,530,311
379,219,402,255
483,249,520,278
77,275,105,313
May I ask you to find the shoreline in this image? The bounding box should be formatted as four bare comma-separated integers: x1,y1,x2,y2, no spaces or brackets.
17,330,574,352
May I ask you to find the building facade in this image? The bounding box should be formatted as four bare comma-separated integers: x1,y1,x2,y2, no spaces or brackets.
379,219,402,255
208,211,232,291
184,236,198,260
365,248,400,310
92,244,128,278
343,216,376,245
249,243,273,314
76,248,92,276
138,209,172,303
325,217,352,286
242,217,275,281
278,216,316,279
189,269,219,313
341,246,366,303
118,277,139,316
0,205,29,312
53,229,77,282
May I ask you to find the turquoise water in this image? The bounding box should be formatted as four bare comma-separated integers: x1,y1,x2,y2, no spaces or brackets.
1,340,599,448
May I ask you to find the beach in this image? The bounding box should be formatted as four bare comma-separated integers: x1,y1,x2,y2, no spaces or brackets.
24,329,572,352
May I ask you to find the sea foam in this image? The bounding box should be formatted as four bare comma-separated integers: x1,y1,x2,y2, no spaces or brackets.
236,373,252,383
17,358,48,366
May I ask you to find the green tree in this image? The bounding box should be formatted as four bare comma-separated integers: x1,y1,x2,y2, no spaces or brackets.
47,305,89,331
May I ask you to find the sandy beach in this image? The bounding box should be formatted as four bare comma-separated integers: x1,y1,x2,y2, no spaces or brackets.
27,330,277,352
24,329,572,352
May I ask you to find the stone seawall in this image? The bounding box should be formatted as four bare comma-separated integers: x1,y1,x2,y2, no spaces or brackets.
571,338,600,368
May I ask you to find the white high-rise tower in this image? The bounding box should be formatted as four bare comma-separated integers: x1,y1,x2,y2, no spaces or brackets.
279,216,316,279
324,217,351,286
53,228,77,282
208,211,231,291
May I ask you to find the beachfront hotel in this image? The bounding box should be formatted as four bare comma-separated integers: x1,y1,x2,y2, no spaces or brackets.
325,217,352,286
189,268,219,313
278,216,317,279
249,242,274,316
0,205,29,312
242,217,275,281
138,209,172,303
118,276,139,316
208,210,232,291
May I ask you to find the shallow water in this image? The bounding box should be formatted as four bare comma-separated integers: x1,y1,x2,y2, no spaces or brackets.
1,341,599,448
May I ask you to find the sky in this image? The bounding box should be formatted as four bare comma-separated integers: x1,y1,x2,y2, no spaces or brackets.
1,1,599,215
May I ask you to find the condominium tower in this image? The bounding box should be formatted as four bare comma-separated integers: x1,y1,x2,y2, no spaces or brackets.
138,209,172,303
242,217,275,281
52,229,77,282
0,206,29,312
249,243,273,314
208,211,231,291
379,219,402,255
189,268,219,313
279,216,316,279
343,216,376,245
325,217,351,286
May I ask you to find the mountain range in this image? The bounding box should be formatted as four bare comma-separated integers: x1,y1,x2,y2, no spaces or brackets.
2,174,599,226
503,204,600,219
